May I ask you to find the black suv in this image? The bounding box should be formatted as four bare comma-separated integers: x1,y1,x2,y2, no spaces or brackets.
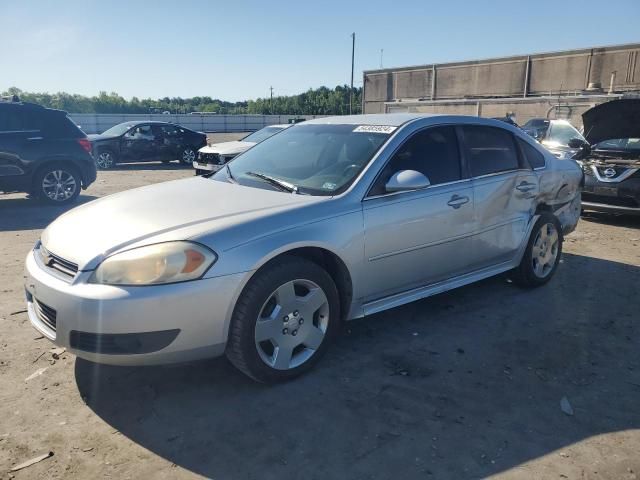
89,121,207,169
0,97,96,204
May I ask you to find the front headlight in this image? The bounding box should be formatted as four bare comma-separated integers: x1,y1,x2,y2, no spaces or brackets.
90,241,217,286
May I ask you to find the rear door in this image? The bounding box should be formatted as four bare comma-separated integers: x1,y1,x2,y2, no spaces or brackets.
362,126,475,301
159,124,182,160
0,105,43,179
461,125,539,270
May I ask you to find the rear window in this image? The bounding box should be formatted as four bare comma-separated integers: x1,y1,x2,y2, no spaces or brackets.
517,138,546,169
42,112,85,138
462,126,520,177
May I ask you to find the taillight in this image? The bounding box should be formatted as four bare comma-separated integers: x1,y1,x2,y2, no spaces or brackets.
77,138,92,154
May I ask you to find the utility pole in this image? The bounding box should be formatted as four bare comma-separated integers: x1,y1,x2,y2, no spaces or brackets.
350,32,355,115
269,86,274,115
380,48,384,69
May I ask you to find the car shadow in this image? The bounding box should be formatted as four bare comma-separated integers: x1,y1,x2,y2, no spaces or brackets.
0,194,99,232
74,253,640,479
581,211,640,229
107,161,193,171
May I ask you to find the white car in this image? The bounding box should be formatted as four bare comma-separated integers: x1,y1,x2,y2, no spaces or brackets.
194,124,290,174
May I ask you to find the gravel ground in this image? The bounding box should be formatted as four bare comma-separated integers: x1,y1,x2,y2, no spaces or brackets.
0,141,639,479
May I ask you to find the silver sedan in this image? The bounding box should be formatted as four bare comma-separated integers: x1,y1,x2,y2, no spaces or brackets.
24,114,582,382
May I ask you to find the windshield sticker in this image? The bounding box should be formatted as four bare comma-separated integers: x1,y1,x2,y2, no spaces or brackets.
353,125,397,134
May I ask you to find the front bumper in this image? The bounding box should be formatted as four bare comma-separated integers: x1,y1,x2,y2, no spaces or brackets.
192,160,222,172
24,249,246,366
582,173,640,215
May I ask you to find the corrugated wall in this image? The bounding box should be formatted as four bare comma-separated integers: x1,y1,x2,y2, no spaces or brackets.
363,43,640,114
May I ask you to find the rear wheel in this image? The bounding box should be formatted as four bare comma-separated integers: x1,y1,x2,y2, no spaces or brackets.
96,150,116,169
226,256,340,383
33,163,81,205
510,213,563,287
180,147,197,165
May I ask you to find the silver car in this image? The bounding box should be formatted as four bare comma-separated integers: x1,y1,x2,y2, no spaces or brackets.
24,114,582,382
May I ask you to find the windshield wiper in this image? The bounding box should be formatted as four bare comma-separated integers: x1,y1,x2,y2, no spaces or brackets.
245,171,298,194
225,163,237,183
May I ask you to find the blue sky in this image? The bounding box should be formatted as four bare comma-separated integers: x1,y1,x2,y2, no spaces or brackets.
2,0,639,101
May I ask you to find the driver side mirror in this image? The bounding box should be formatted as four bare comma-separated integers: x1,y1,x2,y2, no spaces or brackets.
385,170,431,193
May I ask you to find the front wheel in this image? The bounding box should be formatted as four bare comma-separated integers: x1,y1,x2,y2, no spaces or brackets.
226,255,340,383
510,213,563,287
180,147,197,165
33,164,81,205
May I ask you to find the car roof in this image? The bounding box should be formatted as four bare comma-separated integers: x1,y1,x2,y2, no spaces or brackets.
116,120,180,126
301,113,530,132
0,101,67,115
303,113,442,127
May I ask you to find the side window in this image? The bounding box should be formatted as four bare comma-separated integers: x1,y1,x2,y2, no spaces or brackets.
370,126,461,196
0,106,26,131
126,125,155,140
160,125,179,136
517,138,545,169
462,126,519,177
0,107,9,131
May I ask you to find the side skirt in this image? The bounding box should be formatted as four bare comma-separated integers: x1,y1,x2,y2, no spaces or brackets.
361,259,517,316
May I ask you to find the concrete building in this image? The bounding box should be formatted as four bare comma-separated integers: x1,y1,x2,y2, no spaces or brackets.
362,42,640,127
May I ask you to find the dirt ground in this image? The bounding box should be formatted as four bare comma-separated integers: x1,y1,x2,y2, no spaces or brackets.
1,137,639,479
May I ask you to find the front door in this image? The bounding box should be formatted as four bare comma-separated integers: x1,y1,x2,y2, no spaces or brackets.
122,124,156,161
362,126,475,302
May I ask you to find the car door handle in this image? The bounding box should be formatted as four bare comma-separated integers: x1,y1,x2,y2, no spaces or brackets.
27,136,43,141
516,181,536,192
447,194,469,209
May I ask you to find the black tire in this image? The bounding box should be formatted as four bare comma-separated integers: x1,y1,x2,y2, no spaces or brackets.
32,163,81,205
226,255,340,383
96,149,117,169
179,147,197,165
510,212,563,288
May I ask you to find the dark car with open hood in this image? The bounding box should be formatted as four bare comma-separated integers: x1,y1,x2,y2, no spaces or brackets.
578,98,640,215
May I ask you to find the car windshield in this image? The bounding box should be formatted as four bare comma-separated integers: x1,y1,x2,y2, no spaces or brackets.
101,123,135,136
594,138,640,151
242,126,285,143
545,121,585,147
212,124,392,195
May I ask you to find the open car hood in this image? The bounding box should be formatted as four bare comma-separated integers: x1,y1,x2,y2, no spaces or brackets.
582,99,640,145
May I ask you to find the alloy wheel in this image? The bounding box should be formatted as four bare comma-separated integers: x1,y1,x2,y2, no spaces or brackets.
182,148,196,164
97,152,114,169
41,170,77,202
531,222,559,278
254,279,329,370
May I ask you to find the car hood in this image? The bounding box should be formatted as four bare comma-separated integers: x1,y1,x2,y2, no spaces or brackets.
582,99,640,145
87,133,120,142
41,177,319,270
199,141,255,156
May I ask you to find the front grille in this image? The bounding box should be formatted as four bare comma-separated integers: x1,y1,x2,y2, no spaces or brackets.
34,298,57,331
39,245,78,279
198,152,222,165
582,193,639,208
